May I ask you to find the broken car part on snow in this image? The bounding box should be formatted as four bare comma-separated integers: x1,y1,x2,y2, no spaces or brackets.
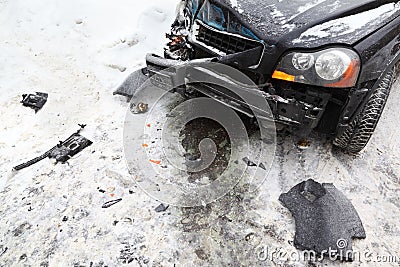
279,179,366,262
13,125,93,171
102,199,123,209
114,0,400,154
21,92,48,113
155,203,169,213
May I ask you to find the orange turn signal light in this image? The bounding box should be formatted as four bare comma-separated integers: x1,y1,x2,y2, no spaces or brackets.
272,70,296,82
327,60,360,88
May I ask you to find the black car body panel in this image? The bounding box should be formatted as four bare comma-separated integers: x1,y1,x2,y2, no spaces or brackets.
355,15,400,82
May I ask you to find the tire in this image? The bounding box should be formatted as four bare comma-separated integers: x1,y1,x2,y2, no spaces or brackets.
333,68,395,154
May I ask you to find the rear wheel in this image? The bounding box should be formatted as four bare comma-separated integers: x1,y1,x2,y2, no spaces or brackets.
333,68,395,154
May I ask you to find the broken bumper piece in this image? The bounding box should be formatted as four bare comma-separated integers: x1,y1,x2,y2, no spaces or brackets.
113,68,149,98
113,54,184,97
279,179,366,262
13,125,93,171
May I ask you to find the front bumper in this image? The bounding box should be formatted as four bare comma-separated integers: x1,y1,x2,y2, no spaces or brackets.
145,54,333,136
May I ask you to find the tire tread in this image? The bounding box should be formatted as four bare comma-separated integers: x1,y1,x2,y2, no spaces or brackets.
333,69,395,153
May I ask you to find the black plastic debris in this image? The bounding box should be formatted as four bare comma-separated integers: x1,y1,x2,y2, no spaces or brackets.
113,68,148,98
258,163,266,170
243,157,257,167
102,199,122,209
155,203,169,213
279,179,366,262
0,247,8,257
13,125,93,171
21,92,48,112
243,157,267,170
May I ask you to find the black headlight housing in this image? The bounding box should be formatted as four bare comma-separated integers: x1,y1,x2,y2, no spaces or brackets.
273,47,361,88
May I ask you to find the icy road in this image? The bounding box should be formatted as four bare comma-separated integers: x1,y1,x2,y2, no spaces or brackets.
0,0,399,266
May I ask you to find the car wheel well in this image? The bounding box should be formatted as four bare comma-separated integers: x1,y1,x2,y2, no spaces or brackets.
333,68,395,153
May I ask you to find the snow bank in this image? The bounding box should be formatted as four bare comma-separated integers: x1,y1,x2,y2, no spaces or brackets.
0,0,179,90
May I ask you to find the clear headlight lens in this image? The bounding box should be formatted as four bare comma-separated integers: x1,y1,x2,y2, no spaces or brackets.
273,48,360,88
292,53,315,71
315,51,351,80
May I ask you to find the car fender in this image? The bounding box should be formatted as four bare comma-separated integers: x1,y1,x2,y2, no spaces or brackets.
336,50,400,137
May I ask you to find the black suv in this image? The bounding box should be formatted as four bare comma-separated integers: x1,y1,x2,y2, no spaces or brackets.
115,0,400,153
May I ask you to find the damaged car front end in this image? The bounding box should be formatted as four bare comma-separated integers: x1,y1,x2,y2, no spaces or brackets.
115,0,400,153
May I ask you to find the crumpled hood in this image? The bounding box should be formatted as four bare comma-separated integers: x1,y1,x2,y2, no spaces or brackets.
212,0,400,47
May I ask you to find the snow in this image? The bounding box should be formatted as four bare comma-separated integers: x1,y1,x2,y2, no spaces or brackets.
0,0,400,266
269,0,328,25
230,0,239,8
297,0,326,14
0,0,177,90
229,0,244,13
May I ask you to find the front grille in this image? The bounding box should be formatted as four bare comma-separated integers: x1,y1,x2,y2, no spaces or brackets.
195,23,263,55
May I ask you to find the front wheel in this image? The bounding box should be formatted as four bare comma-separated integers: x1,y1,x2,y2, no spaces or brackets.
333,68,395,154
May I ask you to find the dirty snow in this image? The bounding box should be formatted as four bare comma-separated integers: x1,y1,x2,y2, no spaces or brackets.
0,0,400,266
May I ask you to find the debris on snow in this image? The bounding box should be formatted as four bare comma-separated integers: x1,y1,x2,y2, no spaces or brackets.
21,92,48,113
102,198,123,209
258,162,266,170
279,179,366,262
130,102,149,114
297,138,310,150
13,125,93,171
243,157,257,167
155,203,169,213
